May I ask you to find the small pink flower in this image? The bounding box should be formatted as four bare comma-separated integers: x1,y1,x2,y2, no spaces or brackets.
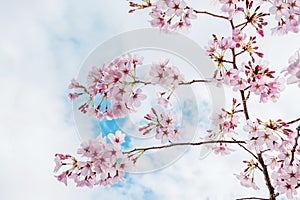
111,101,129,118
269,0,289,21
69,78,84,89
217,37,234,50
108,130,126,147
283,48,300,87
68,93,82,101
235,172,259,190
264,154,278,170
128,88,147,107
212,143,234,156
166,0,187,17
56,171,68,186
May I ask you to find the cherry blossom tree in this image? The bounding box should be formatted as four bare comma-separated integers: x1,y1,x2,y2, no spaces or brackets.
54,0,300,199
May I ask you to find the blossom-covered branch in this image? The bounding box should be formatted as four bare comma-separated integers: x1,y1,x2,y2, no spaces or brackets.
54,0,300,199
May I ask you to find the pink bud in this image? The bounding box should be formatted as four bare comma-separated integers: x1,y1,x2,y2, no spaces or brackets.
144,114,152,120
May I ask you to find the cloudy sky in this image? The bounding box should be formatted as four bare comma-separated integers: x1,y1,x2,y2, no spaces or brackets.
1,0,300,200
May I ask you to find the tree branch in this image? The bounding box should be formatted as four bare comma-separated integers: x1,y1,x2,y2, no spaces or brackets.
130,79,216,86
236,197,269,200
193,10,229,20
257,153,276,200
287,117,300,125
230,31,276,199
290,125,300,165
124,140,245,154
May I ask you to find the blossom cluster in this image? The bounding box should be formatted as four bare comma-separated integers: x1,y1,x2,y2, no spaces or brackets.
129,0,197,31
149,58,184,108
150,0,197,31
69,54,146,120
244,119,294,152
217,0,300,35
218,0,269,33
54,1,300,199
235,159,260,190
269,0,300,35
283,48,300,87
139,107,180,143
205,29,263,70
206,31,285,103
205,99,240,155
54,131,133,187
243,119,300,199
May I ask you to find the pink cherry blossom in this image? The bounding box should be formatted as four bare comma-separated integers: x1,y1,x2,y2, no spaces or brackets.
147,0,197,31
139,108,180,144
212,143,234,156
108,130,126,147
68,92,83,101
149,8,169,31
219,0,238,19
54,131,133,188
256,129,278,150
69,78,85,89
232,29,247,47
283,48,300,87
128,88,147,107
264,154,278,170
235,172,259,190
56,171,68,186
269,0,289,21
165,0,186,17
149,59,184,88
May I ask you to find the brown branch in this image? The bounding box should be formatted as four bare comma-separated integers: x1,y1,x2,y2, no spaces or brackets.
193,10,228,20
235,21,248,29
257,153,276,200
233,138,258,160
290,125,300,165
178,79,213,85
230,33,276,199
236,49,247,57
231,47,250,120
124,140,245,154
236,197,268,200
131,79,216,86
287,117,300,125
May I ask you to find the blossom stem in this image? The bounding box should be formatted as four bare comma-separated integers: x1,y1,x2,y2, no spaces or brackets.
236,197,269,200
124,140,245,154
257,153,277,200
290,125,300,165
287,117,300,125
230,17,277,198
192,10,229,20
236,49,247,57
233,138,258,160
235,21,248,29
130,79,217,86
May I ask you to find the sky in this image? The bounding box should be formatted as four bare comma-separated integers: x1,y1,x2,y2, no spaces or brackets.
0,0,300,200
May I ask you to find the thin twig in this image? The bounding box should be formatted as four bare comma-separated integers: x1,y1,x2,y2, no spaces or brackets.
257,153,276,200
230,34,276,199
235,21,248,29
124,140,245,154
131,79,215,86
193,10,228,20
233,139,258,160
290,125,300,165
178,79,213,85
236,197,268,200
287,117,300,125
